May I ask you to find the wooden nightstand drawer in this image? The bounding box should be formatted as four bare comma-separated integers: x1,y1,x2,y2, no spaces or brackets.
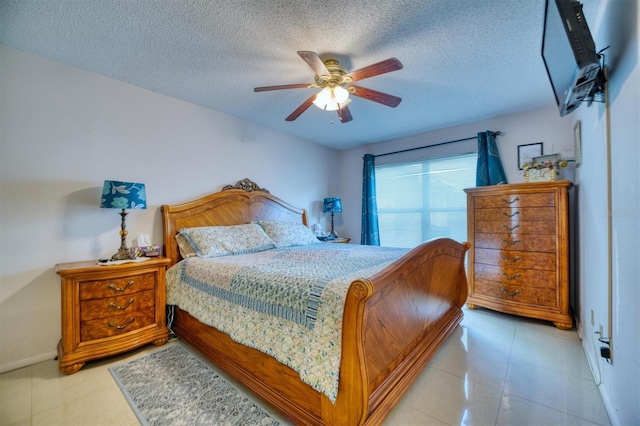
55,257,171,374
475,220,556,235
473,206,556,221
80,272,155,300
475,248,556,271
80,309,156,341
473,264,556,289
80,289,155,321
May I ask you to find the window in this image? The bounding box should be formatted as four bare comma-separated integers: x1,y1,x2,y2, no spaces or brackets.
375,153,476,248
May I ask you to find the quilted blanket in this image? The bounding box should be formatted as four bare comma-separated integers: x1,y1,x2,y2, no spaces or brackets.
166,244,408,402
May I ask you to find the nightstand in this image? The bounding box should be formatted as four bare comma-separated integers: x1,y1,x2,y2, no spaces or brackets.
55,257,171,374
324,237,351,244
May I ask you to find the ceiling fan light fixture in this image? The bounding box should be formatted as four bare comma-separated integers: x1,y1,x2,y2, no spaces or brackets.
313,86,350,111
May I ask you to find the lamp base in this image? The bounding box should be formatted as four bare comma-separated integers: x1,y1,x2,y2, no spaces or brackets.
110,247,135,261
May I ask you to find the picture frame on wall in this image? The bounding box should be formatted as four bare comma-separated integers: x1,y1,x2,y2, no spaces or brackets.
574,120,582,167
517,142,543,169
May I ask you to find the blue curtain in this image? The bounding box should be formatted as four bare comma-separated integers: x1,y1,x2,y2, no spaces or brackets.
476,131,508,186
361,154,380,245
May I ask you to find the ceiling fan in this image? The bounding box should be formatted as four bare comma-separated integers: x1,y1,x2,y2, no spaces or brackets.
254,51,403,123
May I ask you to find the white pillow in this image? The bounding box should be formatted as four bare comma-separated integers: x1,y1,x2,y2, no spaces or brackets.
179,224,275,258
258,221,321,248
175,233,197,258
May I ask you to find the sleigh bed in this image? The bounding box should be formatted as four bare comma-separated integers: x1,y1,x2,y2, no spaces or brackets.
161,179,469,425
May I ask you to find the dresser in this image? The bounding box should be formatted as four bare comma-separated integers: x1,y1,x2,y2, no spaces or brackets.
55,257,171,374
464,181,573,329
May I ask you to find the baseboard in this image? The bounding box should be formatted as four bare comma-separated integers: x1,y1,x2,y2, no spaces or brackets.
0,350,57,374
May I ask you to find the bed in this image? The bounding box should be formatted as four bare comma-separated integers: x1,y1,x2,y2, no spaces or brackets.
161,179,470,425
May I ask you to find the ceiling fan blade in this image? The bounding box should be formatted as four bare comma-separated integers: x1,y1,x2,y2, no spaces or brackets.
285,94,317,121
345,58,403,82
297,51,331,78
349,85,402,107
254,83,312,92
338,106,353,123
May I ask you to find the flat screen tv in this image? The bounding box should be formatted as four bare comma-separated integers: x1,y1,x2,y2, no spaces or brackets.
542,0,602,116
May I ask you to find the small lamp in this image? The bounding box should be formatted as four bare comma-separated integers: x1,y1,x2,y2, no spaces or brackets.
323,197,342,239
100,180,147,261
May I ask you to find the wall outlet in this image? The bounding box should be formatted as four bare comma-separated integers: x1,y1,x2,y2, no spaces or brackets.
599,324,604,336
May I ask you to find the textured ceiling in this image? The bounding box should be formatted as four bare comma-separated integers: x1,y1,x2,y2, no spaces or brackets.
0,0,601,150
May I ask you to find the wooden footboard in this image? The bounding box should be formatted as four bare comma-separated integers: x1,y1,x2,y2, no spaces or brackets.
171,238,469,425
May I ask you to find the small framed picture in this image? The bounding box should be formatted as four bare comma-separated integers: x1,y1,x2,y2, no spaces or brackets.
574,120,582,167
518,142,543,169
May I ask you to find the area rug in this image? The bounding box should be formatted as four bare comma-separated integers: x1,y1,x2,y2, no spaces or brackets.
109,344,281,426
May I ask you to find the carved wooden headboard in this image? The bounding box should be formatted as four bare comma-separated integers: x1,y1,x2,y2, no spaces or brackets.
161,179,308,266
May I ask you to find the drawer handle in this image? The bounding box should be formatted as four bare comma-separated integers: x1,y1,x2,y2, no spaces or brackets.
500,224,520,231
501,254,521,263
107,298,134,310
108,281,134,292
501,238,521,246
108,317,134,329
500,287,521,297
501,197,520,205
502,272,521,280
501,211,520,218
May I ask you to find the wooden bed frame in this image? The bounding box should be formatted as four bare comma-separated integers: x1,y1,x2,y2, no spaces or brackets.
161,179,470,425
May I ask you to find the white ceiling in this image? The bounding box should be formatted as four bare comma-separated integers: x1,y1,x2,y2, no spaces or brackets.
0,0,601,150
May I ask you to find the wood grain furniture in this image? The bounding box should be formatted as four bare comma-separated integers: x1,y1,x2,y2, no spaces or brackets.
55,257,171,374
325,237,351,244
162,180,470,426
464,180,573,329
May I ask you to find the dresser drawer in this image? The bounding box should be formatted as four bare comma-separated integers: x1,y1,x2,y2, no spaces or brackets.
473,279,557,308
80,290,155,321
475,220,556,235
475,248,556,271
474,192,555,208
475,232,556,252
80,309,156,341
80,272,155,300
473,207,556,221
473,264,556,289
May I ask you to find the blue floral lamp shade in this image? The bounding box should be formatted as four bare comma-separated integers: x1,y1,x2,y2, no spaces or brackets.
101,180,147,261
323,197,342,238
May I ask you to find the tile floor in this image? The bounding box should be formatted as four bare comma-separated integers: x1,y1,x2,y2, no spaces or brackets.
0,307,610,426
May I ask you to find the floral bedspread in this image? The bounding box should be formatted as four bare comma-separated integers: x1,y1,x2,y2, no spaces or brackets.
165,244,408,402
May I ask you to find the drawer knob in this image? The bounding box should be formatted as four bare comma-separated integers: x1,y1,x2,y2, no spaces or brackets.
500,287,521,297
500,224,520,231
107,281,134,292
501,254,521,263
501,238,521,246
502,272,521,280
108,317,135,329
107,298,134,310
501,197,520,205
501,211,520,218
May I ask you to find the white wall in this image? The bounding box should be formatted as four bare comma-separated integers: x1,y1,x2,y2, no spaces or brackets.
337,105,576,243
573,0,639,424
0,45,339,372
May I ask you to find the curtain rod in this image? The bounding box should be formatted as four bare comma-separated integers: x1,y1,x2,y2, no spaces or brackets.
373,131,501,158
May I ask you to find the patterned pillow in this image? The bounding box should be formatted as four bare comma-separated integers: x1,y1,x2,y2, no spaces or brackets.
258,221,321,248
178,224,275,258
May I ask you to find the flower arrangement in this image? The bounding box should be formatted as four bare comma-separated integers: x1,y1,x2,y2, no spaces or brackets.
522,157,569,182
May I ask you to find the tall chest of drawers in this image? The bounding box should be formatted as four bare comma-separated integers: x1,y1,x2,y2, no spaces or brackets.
55,257,171,374
464,181,573,329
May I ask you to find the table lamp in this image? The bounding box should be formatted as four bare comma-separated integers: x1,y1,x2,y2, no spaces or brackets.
323,197,342,239
101,180,147,260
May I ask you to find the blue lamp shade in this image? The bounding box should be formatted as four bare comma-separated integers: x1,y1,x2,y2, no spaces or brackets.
100,181,147,210
323,197,342,213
